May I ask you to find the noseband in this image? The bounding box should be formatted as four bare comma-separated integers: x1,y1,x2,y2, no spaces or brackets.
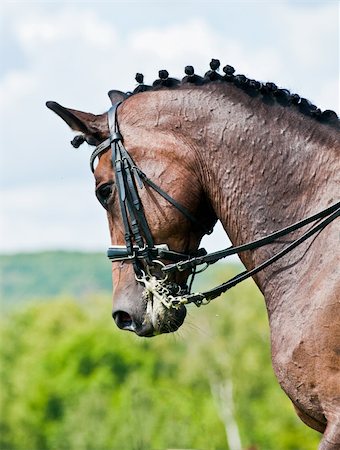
90,101,340,309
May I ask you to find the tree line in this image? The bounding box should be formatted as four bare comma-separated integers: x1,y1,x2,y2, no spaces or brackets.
0,256,320,449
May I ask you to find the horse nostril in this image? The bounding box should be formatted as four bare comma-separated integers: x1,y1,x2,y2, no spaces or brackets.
112,310,135,331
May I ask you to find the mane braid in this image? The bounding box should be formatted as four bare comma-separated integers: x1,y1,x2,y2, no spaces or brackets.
128,60,339,127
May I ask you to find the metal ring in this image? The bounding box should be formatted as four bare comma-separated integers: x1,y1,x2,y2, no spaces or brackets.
194,263,209,274
135,270,146,283
146,260,168,281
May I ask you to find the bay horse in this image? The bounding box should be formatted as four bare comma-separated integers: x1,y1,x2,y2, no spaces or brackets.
47,60,339,449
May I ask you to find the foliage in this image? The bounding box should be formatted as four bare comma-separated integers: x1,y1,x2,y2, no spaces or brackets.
0,252,111,306
0,257,321,449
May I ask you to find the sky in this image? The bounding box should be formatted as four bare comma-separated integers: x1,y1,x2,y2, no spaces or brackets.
0,0,339,254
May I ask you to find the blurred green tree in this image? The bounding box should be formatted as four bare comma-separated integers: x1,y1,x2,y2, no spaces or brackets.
0,266,321,449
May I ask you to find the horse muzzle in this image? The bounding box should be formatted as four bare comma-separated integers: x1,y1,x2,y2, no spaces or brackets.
112,301,186,337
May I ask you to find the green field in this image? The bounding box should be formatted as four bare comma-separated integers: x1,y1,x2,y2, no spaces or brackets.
0,252,321,449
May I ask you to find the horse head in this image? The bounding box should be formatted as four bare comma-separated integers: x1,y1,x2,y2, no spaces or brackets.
47,89,216,337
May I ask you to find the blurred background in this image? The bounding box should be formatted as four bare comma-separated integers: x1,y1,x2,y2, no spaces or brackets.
0,0,338,449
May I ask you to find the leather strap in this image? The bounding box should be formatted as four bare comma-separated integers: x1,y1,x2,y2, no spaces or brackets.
107,245,207,263
163,200,340,274
182,204,340,305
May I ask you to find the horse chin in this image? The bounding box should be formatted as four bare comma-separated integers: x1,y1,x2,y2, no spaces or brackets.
138,302,187,337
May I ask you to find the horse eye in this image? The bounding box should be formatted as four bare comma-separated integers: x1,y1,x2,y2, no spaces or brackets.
96,183,113,209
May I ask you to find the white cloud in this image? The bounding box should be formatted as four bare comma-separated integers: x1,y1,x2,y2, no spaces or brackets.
130,19,217,60
276,2,338,68
261,2,339,111
0,70,38,110
0,182,110,252
15,8,117,52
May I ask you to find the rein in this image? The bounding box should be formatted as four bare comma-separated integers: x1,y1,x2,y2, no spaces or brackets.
166,203,340,307
91,101,340,309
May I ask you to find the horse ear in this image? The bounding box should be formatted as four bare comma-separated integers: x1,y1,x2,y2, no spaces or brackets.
46,101,96,133
107,90,128,105
46,101,106,146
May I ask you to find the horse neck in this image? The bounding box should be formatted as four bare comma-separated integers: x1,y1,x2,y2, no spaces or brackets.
184,85,338,301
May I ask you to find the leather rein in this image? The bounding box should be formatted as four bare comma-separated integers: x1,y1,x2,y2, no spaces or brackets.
90,101,340,309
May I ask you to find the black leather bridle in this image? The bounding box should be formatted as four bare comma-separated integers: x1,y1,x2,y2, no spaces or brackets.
90,101,340,308
91,102,210,280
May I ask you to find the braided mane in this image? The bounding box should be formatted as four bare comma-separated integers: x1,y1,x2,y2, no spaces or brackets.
126,59,339,127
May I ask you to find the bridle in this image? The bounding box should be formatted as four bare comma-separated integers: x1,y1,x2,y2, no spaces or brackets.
90,101,340,309
91,102,211,291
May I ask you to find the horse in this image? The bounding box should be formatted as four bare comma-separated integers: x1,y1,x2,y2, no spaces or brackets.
47,60,340,449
